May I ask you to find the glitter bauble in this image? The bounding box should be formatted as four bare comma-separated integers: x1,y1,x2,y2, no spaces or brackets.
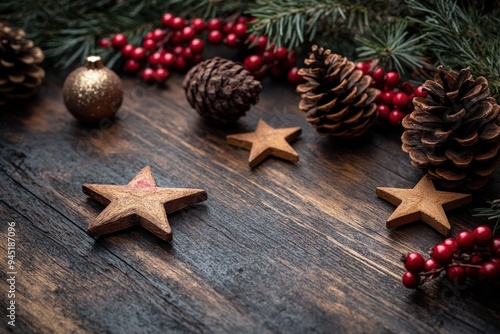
63,56,123,123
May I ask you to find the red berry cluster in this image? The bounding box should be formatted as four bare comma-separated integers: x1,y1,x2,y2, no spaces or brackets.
355,61,427,128
401,226,500,289
98,13,208,84
98,14,303,86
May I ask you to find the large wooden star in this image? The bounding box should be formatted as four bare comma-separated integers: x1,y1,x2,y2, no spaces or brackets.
227,119,302,168
376,174,472,236
82,166,207,241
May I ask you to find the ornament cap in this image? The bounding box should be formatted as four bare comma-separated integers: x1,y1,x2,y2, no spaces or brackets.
85,55,104,69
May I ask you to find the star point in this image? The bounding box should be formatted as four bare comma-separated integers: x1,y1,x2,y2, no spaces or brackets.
83,166,207,241
227,119,302,168
376,174,472,236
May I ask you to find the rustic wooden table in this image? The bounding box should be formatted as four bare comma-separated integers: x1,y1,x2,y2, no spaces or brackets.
1,73,499,333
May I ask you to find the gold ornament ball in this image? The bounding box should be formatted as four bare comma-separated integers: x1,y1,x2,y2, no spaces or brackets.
63,56,123,123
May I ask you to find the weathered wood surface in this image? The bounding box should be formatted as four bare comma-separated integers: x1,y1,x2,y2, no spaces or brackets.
1,73,499,334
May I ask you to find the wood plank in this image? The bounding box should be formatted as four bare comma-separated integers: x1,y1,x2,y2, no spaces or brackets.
0,74,499,333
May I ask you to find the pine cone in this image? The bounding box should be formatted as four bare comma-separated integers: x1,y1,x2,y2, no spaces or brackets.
183,57,262,123
0,23,45,106
297,45,379,138
402,66,500,190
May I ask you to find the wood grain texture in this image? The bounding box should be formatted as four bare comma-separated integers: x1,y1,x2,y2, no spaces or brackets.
1,73,499,334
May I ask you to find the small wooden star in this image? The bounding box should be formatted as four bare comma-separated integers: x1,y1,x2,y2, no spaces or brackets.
83,166,207,241
227,119,302,168
376,174,472,236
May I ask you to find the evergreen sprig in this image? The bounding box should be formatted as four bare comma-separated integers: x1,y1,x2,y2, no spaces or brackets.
406,0,500,99
474,200,500,233
355,21,431,80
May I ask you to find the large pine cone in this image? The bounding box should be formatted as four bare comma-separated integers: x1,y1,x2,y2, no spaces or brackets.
183,57,262,123
402,66,500,190
297,45,379,137
0,23,45,106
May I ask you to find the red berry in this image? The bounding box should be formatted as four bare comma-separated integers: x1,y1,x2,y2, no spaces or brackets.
479,262,500,283
355,62,370,75
172,45,183,55
424,258,442,279
131,47,146,61
442,238,459,253
182,47,194,60
224,33,240,47
98,37,111,49
385,71,400,87
182,26,196,41
388,109,405,127
207,30,223,44
401,82,414,94
237,16,249,24
160,52,176,68
207,18,222,31
413,85,427,98
473,225,494,246
193,54,203,65
151,29,165,42
284,53,297,70
170,17,185,30
287,67,304,86
121,44,135,58
256,36,269,52
191,18,205,33
244,55,264,72
161,13,174,27
403,253,426,273
466,255,483,279
275,47,289,62
377,104,390,120
446,266,466,284
148,52,162,67
125,59,140,73
142,38,156,51
456,231,476,252
380,90,395,105
223,22,234,34
111,34,127,49
491,238,500,257
372,67,385,81
402,271,421,289
270,65,285,79
233,23,247,38
262,50,275,63
141,68,154,82
392,92,411,107
145,32,153,40
170,31,184,44
432,243,455,266
189,38,204,54
153,68,169,83
175,56,188,71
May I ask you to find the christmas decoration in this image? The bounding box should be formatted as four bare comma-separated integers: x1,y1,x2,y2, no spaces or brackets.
376,174,472,236
297,45,379,138
474,199,500,233
401,66,500,190
183,57,262,123
400,226,500,289
62,56,123,124
83,166,207,241
0,23,45,106
227,119,301,168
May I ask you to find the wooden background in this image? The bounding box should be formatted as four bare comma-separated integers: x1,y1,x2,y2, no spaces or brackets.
1,70,499,333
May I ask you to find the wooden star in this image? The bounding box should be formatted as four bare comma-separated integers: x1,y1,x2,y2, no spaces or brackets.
376,174,472,236
82,166,207,241
227,119,302,168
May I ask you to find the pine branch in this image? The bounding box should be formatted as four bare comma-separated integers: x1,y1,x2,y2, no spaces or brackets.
406,0,500,99
355,21,431,80
474,200,500,234
247,0,372,50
